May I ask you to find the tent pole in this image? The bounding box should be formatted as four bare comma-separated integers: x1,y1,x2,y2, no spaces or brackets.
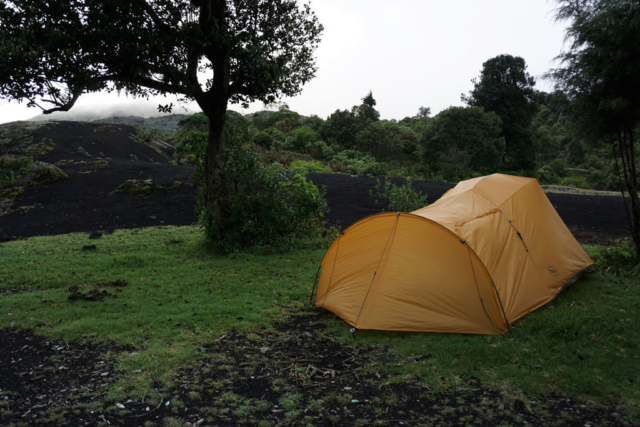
308,265,322,306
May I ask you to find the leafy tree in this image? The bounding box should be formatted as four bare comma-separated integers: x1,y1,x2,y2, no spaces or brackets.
0,0,322,239
416,106,431,118
319,109,362,149
362,90,377,108
354,91,380,122
355,121,403,161
421,106,505,179
463,55,538,171
263,108,301,134
302,114,325,132
548,0,640,255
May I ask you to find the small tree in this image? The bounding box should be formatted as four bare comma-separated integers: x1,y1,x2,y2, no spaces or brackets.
548,0,640,255
355,91,380,122
463,55,538,171
421,106,505,179
0,0,322,240
417,106,431,118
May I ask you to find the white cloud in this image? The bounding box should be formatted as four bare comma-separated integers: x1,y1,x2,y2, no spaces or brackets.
0,0,566,124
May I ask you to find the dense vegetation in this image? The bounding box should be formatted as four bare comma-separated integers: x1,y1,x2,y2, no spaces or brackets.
173,83,626,193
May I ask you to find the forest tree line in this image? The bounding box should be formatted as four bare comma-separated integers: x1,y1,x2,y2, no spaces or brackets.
174,54,621,192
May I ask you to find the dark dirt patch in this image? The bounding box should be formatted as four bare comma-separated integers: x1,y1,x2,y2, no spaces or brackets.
0,328,128,426
0,315,629,426
0,121,632,245
67,280,128,301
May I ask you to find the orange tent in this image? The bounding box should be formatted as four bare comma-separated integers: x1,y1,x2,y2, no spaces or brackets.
314,174,593,334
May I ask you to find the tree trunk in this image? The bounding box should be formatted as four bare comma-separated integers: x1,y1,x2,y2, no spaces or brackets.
615,128,640,257
195,0,231,239
203,96,230,238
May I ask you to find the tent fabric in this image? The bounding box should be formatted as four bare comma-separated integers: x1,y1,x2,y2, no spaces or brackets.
315,173,593,335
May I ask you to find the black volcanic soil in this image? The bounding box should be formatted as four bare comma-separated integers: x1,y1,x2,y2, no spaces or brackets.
0,315,628,427
0,120,631,244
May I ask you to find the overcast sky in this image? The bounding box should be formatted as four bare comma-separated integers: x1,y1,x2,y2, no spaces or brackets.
0,0,567,124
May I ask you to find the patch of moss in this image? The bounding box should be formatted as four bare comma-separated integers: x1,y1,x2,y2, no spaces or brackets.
109,179,184,197
77,146,93,158
24,161,69,186
0,121,54,145
169,181,183,190
0,186,24,198
0,158,66,215
25,138,56,155
109,179,155,197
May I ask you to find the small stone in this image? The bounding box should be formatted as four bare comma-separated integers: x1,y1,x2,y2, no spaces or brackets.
116,403,125,409
260,346,270,354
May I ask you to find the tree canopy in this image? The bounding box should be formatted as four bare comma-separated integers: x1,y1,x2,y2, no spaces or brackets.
0,0,322,113
549,0,640,254
463,54,538,171
421,106,505,180
0,0,323,240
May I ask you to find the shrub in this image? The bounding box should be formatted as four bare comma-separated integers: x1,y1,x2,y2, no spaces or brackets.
593,239,639,275
194,122,329,253
330,161,347,173
536,165,560,185
559,176,590,189
0,155,34,188
286,127,318,151
330,150,378,175
253,132,275,149
308,140,334,160
361,162,388,176
369,177,429,212
288,160,331,175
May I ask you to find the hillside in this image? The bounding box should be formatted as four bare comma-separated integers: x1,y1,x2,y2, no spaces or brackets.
0,120,631,244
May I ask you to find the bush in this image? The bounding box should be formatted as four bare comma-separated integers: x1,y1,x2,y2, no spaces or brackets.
308,140,334,160
253,132,275,149
559,176,590,189
286,127,318,151
330,150,378,175
0,155,34,188
593,239,639,275
194,122,329,253
288,160,331,175
536,165,560,185
361,162,388,176
369,177,429,212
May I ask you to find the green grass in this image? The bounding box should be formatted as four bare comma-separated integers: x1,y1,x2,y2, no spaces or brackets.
0,226,325,396
325,245,639,408
0,227,638,411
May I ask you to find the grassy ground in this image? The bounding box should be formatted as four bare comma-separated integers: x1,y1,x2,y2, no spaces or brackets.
0,226,638,419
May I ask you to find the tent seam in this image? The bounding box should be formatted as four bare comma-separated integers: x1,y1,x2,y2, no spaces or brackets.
354,213,400,327
320,234,343,307
464,243,504,333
